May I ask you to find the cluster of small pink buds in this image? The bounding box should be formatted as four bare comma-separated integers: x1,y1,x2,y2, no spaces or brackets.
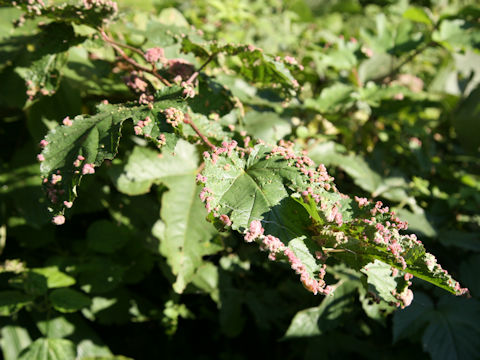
354,196,369,207
392,288,414,308
14,0,45,15
144,47,166,64
134,116,152,135
63,116,73,126
43,170,66,204
283,56,304,70
82,0,118,12
138,93,154,105
199,187,213,212
181,82,195,98
51,174,62,185
52,215,65,226
206,140,238,165
73,155,84,168
326,204,343,226
125,74,148,93
219,214,232,227
241,219,332,295
39,139,48,148
361,46,373,58
82,163,95,175
164,108,184,127
244,220,264,242
196,174,207,183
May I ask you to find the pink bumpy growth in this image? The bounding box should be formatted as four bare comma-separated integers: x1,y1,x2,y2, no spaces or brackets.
82,163,95,175
244,220,264,242
52,215,65,225
144,47,165,63
219,214,232,227
63,117,73,126
164,107,184,127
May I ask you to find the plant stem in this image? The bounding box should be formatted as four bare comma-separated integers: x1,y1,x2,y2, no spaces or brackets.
100,29,171,87
186,52,217,85
184,114,216,150
376,41,436,82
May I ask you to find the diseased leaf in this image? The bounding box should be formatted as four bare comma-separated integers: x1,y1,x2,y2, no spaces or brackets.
201,143,467,303
39,86,186,218
3,0,117,28
361,260,401,304
181,36,299,94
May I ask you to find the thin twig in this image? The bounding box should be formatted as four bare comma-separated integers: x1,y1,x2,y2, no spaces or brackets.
100,30,145,57
352,67,362,87
184,114,216,150
375,41,435,83
186,52,218,85
100,29,171,87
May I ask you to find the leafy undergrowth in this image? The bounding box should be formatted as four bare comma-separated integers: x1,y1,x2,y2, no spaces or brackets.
1,0,479,359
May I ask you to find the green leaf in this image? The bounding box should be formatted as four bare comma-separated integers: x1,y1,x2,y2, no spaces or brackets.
243,111,292,144
31,266,75,288
395,293,480,359
0,291,34,316
49,288,91,313
112,140,198,196
422,297,480,360
202,145,308,234
0,325,32,360
439,231,480,252
433,19,480,50
86,220,130,254
452,85,480,152
395,208,437,238
403,7,433,26
158,143,220,293
361,260,400,303
116,140,220,292
283,280,357,338
160,175,220,293
190,262,219,303
75,258,126,294
460,255,480,297
0,164,51,227
36,316,75,339
18,338,76,360
304,83,355,113
358,53,394,83
181,36,298,94
0,22,85,101
393,291,434,342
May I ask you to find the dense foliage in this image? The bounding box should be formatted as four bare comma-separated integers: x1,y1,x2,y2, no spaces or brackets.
1,0,479,359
